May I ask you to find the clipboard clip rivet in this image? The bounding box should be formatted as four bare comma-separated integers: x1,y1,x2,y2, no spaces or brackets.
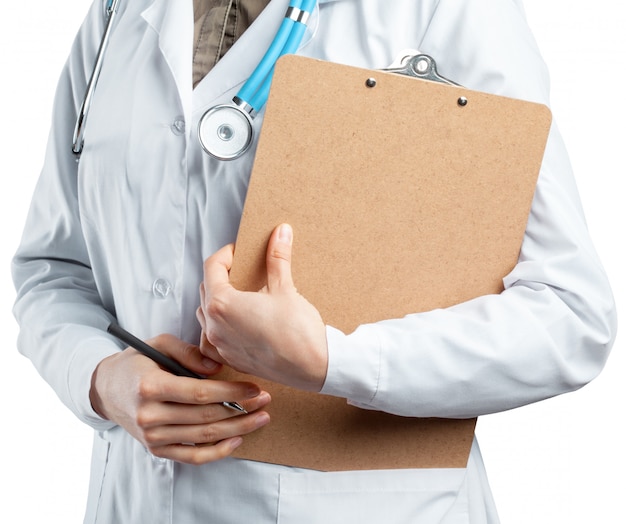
365,77,377,88
458,96,468,107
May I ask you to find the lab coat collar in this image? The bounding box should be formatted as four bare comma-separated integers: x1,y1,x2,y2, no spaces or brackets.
140,0,194,119
190,0,321,117
192,0,291,112
139,0,322,124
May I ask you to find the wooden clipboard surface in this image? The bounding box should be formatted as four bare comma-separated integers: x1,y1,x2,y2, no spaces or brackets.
218,55,552,471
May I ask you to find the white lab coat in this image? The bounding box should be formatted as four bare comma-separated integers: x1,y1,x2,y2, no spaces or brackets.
12,0,616,522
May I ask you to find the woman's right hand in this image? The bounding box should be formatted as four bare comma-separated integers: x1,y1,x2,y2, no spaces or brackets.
89,333,271,465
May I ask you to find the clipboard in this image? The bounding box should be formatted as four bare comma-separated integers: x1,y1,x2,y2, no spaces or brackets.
217,55,552,471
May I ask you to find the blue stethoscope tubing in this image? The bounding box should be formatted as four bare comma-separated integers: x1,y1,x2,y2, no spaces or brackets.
237,0,316,114
198,0,317,160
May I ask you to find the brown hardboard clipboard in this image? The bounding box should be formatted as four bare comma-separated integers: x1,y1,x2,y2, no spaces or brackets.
217,55,552,471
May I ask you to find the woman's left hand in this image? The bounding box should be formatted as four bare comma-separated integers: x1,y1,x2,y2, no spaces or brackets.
197,224,328,392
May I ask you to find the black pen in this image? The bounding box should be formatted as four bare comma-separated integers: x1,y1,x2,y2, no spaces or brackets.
107,323,247,414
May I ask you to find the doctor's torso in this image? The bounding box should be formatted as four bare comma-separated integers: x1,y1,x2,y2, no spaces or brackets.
49,1,543,522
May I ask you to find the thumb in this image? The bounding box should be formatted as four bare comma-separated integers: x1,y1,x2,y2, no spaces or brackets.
149,333,223,377
266,223,295,292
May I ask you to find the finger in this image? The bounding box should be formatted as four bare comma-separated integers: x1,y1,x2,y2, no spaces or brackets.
143,372,262,406
198,282,208,322
196,306,206,331
150,436,244,465
143,410,270,448
149,333,221,376
266,223,295,292
199,281,205,305
203,244,235,299
138,391,271,427
198,329,223,363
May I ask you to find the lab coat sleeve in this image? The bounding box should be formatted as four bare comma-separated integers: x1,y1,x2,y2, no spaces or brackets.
12,1,120,431
320,0,617,418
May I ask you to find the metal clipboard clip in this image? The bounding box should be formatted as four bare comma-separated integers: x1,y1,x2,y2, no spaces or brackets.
382,51,460,86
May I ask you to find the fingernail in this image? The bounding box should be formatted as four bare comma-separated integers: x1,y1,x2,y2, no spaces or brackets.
229,437,243,451
246,385,262,398
254,412,270,428
278,224,293,245
201,358,220,371
257,391,271,405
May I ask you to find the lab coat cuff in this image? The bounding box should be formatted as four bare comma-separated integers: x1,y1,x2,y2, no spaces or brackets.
67,339,120,431
320,324,382,406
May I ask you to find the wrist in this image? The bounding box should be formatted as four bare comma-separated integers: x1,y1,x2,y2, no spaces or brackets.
89,357,111,421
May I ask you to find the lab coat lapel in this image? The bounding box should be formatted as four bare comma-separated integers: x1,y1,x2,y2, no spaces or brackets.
191,0,321,115
138,0,327,121
191,0,286,112
141,0,193,120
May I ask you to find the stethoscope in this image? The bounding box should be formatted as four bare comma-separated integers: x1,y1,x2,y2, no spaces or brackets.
72,0,317,160
72,0,121,155
199,0,317,160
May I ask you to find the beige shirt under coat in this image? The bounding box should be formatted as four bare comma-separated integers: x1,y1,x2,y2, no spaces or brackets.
193,0,271,87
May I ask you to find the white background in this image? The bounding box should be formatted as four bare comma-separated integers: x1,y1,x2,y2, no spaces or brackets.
1,1,624,522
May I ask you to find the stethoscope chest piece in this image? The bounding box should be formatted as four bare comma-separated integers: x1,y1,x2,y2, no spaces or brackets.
198,105,253,160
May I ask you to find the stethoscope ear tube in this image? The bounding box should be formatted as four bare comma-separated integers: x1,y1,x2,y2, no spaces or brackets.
72,0,121,155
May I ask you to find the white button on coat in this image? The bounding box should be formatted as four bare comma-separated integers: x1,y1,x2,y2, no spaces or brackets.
151,278,172,299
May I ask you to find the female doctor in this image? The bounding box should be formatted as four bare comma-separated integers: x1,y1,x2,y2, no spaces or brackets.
12,0,616,522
